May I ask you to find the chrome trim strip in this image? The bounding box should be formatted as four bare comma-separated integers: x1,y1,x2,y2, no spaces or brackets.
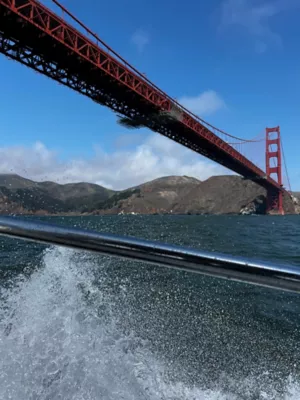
0,216,299,293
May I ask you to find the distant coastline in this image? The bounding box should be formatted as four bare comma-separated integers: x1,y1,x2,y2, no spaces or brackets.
0,173,297,216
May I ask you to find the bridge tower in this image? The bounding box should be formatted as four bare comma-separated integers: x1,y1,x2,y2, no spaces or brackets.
265,126,283,215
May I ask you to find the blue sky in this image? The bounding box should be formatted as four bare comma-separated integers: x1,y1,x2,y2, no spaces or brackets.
1,0,300,189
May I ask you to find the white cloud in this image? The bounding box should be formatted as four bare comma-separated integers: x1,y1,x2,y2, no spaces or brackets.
178,91,226,116
131,29,149,52
220,0,299,52
0,136,228,190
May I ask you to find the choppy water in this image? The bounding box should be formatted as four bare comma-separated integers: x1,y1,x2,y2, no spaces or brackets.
1,215,300,399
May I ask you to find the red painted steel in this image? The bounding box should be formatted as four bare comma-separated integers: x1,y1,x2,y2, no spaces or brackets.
0,0,290,213
42,0,269,145
266,127,283,215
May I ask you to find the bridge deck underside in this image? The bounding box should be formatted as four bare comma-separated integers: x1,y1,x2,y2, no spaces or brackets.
0,6,280,193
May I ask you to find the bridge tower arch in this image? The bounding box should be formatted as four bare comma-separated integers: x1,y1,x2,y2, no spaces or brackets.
265,126,284,215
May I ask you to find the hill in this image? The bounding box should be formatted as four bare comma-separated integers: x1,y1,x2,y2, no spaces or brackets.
0,174,37,189
0,173,296,215
0,174,114,214
96,176,201,215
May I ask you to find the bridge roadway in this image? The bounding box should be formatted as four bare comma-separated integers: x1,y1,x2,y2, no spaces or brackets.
0,0,285,198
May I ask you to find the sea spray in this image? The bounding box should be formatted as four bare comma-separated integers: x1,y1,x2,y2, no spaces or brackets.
0,244,299,399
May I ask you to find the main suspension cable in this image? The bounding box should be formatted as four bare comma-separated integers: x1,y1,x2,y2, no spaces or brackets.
281,139,292,192
50,0,267,144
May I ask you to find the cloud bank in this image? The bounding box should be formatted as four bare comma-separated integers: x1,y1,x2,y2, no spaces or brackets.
0,135,228,190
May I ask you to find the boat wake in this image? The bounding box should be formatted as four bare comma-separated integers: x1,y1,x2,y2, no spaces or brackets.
0,246,299,399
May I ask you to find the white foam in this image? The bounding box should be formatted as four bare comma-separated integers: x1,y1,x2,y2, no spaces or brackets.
0,246,299,400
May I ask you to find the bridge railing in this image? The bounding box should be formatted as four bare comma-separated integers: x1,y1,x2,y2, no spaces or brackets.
2,0,289,193
45,0,290,192
0,216,300,293
46,0,257,146
46,1,281,183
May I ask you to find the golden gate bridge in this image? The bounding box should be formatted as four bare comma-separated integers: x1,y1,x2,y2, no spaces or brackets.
0,0,293,214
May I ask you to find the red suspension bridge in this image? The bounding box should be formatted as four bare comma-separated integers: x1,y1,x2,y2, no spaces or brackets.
0,0,293,214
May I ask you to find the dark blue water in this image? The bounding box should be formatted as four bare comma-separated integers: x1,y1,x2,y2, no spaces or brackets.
0,215,300,399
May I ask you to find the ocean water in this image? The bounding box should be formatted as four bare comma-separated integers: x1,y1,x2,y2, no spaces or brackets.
0,215,300,399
